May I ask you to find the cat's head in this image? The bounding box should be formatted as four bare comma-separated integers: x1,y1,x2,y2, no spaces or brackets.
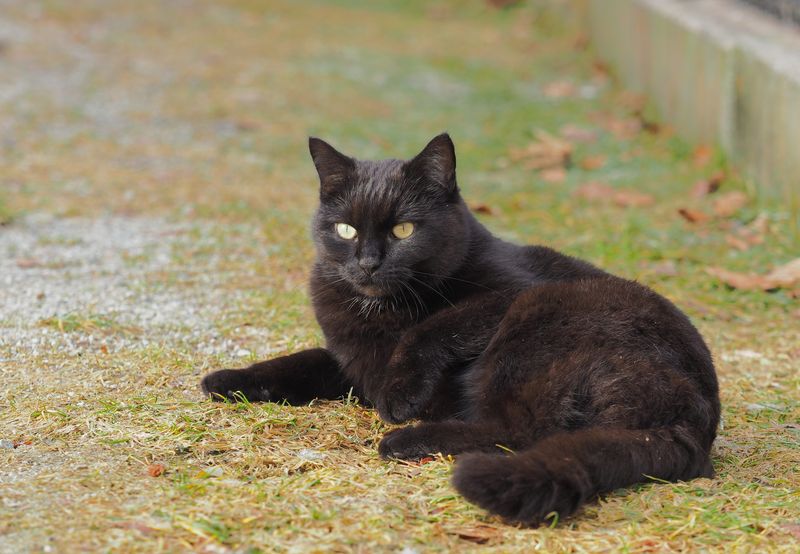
309,133,471,299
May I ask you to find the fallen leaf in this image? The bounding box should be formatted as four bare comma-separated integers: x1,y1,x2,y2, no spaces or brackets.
560,124,597,143
418,456,436,465
706,258,800,291
713,191,748,218
725,234,751,251
485,0,521,7
678,208,712,224
573,182,653,208
470,203,495,215
580,155,606,171
99,344,109,354
592,60,611,80
452,524,503,544
612,190,654,208
619,91,647,112
603,116,642,139
509,130,572,170
706,268,771,290
745,213,769,236
16,258,41,269
540,167,567,183
690,171,725,198
147,463,166,477
692,145,713,167
765,258,800,288
648,260,679,277
234,119,260,132
780,523,800,540
112,521,160,536
543,80,576,99
573,33,590,50
573,181,615,201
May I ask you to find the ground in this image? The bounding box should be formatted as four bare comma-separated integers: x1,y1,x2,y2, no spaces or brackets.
1,1,798,552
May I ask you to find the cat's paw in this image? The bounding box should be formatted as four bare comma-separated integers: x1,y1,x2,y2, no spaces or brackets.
378,426,435,460
200,369,272,402
375,376,434,424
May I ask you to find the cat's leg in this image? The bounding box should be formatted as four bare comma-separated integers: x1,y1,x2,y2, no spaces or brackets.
378,421,522,460
201,348,353,404
374,292,511,423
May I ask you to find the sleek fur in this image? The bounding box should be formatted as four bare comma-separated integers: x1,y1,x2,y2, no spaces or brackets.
201,134,720,525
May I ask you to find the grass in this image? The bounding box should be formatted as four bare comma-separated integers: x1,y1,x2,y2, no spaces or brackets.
1,0,798,552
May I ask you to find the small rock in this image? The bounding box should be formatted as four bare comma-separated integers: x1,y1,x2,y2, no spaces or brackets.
0,439,15,449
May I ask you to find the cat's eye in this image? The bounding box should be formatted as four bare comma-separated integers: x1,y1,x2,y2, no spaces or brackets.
335,223,357,240
392,222,415,239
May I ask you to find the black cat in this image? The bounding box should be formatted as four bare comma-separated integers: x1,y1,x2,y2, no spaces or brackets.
201,134,720,525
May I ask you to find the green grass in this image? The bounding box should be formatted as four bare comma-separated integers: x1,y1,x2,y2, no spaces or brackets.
0,0,798,552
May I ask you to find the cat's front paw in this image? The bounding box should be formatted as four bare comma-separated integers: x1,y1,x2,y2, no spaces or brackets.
378,426,434,460
375,376,434,424
200,369,272,402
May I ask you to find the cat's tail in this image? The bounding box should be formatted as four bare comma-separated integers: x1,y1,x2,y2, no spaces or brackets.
451,425,714,525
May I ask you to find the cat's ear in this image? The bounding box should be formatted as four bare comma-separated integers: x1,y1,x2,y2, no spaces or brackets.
309,137,355,197
405,133,457,194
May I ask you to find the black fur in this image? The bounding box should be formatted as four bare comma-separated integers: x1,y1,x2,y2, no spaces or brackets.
201,134,720,525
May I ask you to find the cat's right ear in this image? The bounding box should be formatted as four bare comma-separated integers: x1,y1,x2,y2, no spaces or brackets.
309,137,355,197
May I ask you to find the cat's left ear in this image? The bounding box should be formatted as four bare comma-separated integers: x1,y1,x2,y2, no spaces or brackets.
309,137,355,197
405,133,457,195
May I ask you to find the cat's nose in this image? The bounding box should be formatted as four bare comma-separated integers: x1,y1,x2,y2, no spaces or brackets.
358,257,381,276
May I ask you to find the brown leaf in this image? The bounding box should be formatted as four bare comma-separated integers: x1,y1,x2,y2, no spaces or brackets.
725,234,751,251
648,260,679,277
678,208,712,224
706,258,800,291
574,181,615,201
692,145,713,167
560,124,597,143
509,131,572,171
612,190,654,208
706,268,771,290
234,119,261,132
603,116,642,139
713,191,748,218
470,203,495,215
540,168,567,183
543,80,576,99
452,524,503,544
573,33,590,50
16,258,41,269
690,171,725,198
112,521,159,536
580,155,606,171
147,463,166,477
764,258,800,288
485,0,521,7
573,182,653,208
780,523,800,540
745,213,769,236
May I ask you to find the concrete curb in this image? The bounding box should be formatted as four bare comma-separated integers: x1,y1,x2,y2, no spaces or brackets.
585,0,800,202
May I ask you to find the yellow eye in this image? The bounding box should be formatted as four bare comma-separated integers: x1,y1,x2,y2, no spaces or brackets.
335,223,357,240
392,222,415,239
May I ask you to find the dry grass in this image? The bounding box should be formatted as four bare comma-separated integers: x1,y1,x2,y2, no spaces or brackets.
1,1,799,552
